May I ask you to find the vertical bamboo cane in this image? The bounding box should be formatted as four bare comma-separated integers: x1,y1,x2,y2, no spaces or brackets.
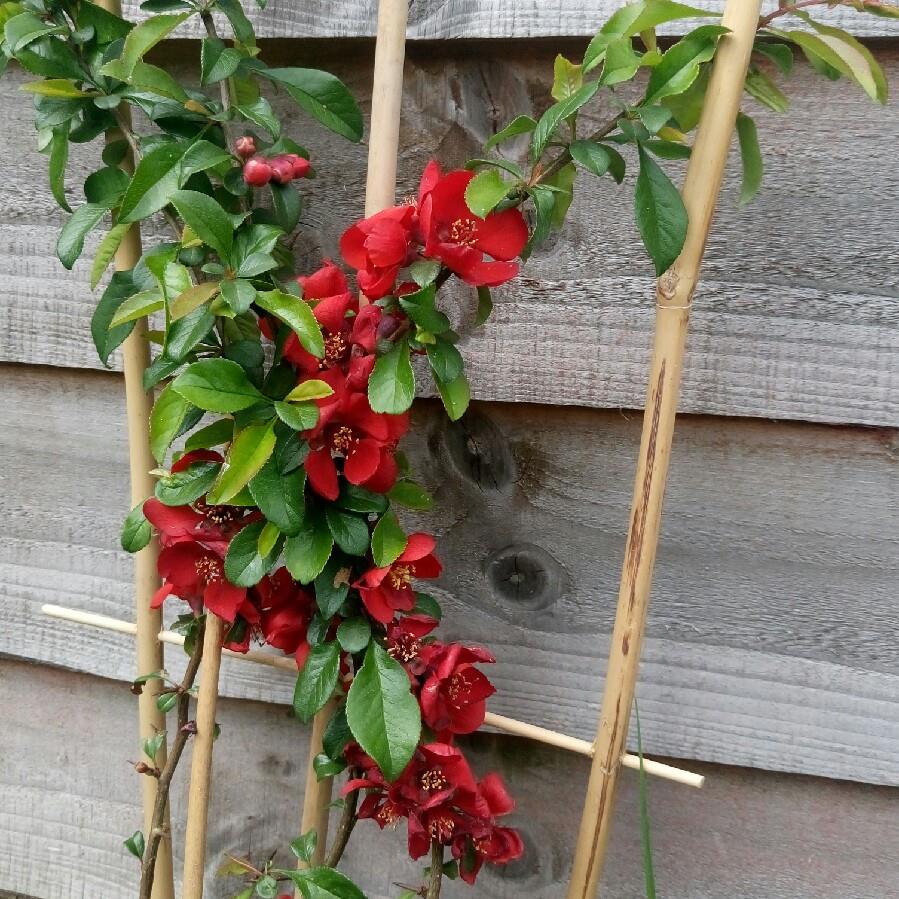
564,3,761,897
181,614,226,899
297,0,410,870
93,2,174,897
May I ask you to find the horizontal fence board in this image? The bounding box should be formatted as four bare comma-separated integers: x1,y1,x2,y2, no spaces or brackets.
2,659,898,899
1,46,897,426
1,363,897,785
115,1,899,39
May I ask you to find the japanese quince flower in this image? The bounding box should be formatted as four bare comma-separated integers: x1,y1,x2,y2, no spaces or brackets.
418,161,529,287
303,368,409,501
354,533,442,623
418,640,496,735
340,205,418,300
256,567,316,667
385,614,439,675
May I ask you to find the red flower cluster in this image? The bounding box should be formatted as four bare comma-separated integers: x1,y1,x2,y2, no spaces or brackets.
341,161,529,297
344,740,522,884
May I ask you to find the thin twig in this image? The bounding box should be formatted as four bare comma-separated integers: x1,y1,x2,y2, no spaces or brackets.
536,112,623,184
426,841,443,899
758,0,833,27
139,624,206,899
322,773,360,869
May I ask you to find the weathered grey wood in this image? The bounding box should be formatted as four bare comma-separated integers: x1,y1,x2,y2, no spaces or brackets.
1,363,897,785
115,1,899,39
2,659,899,899
1,45,896,426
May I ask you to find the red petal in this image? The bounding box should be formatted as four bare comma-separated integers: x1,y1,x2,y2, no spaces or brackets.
359,587,398,624
312,292,352,332
143,498,203,539
299,260,347,299
418,160,441,204
171,449,223,473
364,217,412,267
411,554,442,579
204,579,247,623
400,532,436,562
360,448,397,495
339,223,368,269
151,583,175,609
458,258,520,288
305,448,340,501
344,437,381,485
473,208,529,260
448,698,487,734
478,772,515,816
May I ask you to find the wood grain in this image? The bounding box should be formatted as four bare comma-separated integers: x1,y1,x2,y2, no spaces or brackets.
112,1,899,39
2,659,898,899
1,44,896,426
1,363,897,785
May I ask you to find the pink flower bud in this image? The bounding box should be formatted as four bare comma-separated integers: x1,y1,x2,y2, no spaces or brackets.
284,153,311,179
269,155,295,185
235,135,257,159
242,156,272,187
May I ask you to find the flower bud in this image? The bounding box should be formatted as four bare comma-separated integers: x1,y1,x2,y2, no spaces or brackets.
284,153,311,179
242,156,272,187
234,135,257,159
269,155,295,185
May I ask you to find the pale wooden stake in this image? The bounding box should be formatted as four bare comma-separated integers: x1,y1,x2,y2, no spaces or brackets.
298,0,411,870
182,614,226,899
41,604,704,789
93,2,174,896
565,3,762,897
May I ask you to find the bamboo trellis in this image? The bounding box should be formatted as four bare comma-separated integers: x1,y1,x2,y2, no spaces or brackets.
41,0,769,894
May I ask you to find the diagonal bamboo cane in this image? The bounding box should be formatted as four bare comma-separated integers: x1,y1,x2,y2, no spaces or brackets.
297,0,411,871
93,2,174,897
565,3,762,896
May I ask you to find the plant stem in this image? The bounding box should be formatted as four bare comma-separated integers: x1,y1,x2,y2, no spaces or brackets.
426,842,443,899
200,10,237,151
758,0,833,27
139,625,206,899
536,112,622,184
322,773,360,868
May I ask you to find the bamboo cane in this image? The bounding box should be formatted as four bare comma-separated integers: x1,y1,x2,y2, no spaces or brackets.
297,0,411,870
41,604,704,788
181,613,226,899
93,2,174,896
565,3,762,897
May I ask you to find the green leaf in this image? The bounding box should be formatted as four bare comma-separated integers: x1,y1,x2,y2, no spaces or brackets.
224,519,282,587
637,105,672,135
313,753,345,780
143,730,167,761
531,81,600,160
528,184,555,250
289,831,318,864
48,126,71,212
286,867,366,899
552,53,584,100
264,68,363,141
413,592,442,620
216,0,256,46
4,12,64,53
484,114,537,151
57,203,106,269
108,289,163,327
387,480,433,511
249,456,306,536
113,59,189,102
171,189,234,263
269,182,301,232
570,140,612,177
476,285,493,326
399,285,451,335
185,418,234,452
285,509,334,584
17,36,88,81
346,642,421,782
169,281,221,321
165,304,216,362
284,379,334,402
644,25,728,106
464,169,511,218
201,36,242,85
255,290,325,358
368,339,415,414
436,371,470,421
293,641,340,723
155,461,220,506
426,338,463,384
206,420,277,505
754,40,794,76
220,278,257,315
735,112,762,207
92,271,138,364
274,401,319,432
314,554,351,619
635,703,657,899
150,383,193,463
238,96,280,138
583,0,712,72
325,507,370,557
336,617,371,654
101,13,188,79
118,141,188,223
121,502,152,552
409,259,441,287
257,520,280,557
600,37,643,86
123,830,145,861
370,510,407,568
336,484,389,515
744,68,790,113
634,143,687,276
322,705,352,759
76,1,133,43
172,359,266,412
255,875,278,899
178,139,234,182
90,224,130,289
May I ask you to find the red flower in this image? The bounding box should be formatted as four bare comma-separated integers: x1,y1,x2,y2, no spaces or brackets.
355,534,442,623
340,205,418,299
418,162,528,287
418,641,496,735
152,542,249,623
304,369,409,501
255,567,315,666
385,614,439,675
